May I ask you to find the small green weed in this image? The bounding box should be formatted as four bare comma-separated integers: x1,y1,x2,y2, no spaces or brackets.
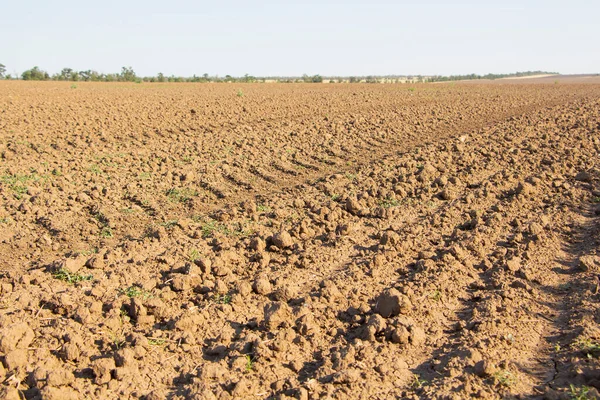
119,285,151,299
1,173,43,199
88,165,103,175
100,226,113,238
119,309,130,323
493,370,516,387
77,247,98,256
570,384,593,400
429,290,442,301
200,220,221,238
574,338,600,357
70,84,77,89
166,187,198,203
148,338,166,346
120,208,136,214
53,268,93,284
160,220,179,229
189,249,200,262
256,204,271,213
379,197,400,208
411,374,427,388
109,331,125,349
213,293,231,304
237,89,244,97
245,354,254,372
200,219,253,238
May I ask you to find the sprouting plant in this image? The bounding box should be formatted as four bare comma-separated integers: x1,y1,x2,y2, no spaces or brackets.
166,187,198,203
429,290,442,301
411,374,427,388
493,370,516,387
408,87,415,92
331,194,340,201
148,338,166,346
120,208,136,214
237,89,244,97
77,247,98,256
379,197,400,208
213,293,231,304
189,249,200,262
570,384,592,400
70,84,77,89
1,173,41,199
108,331,125,350
53,269,93,284
574,338,600,357
345,173,357,181
88,164,103,175
119,285,152,299
160,220,178,229
256,204,271,213
119,309,131,323
138,172,151,180
245,355,254,372
100,226,113,238
200,220,220,238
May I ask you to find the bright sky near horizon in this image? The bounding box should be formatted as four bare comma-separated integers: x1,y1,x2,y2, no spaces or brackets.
1,0,598,77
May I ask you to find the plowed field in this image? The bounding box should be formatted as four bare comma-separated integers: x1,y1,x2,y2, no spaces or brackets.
1,81,600,399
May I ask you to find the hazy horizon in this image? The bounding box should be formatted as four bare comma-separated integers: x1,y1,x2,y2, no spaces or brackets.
2,0,598,77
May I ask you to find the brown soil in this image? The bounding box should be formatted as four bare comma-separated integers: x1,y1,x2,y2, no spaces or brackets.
1,81,600,399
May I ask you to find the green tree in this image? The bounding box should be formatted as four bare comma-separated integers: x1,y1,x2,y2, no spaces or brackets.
21,66,50,81
0,63,6,79
119,66,136,82
59,68,80,81
242,73,256,83
157,72,165,82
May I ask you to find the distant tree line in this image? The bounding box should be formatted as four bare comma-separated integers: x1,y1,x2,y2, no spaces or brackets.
0,63,559,83
426,71,557,82
0,65,266,83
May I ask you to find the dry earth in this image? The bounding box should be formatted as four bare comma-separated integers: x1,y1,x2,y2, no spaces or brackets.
1,81,600,399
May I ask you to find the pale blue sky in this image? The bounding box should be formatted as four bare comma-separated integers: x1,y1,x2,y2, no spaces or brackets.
1,0,598,77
